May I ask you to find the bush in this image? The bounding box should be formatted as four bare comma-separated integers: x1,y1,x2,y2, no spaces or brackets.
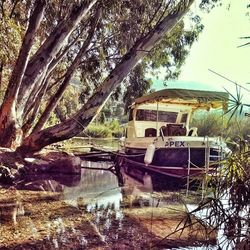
85,124,112,138
191,111,250,140
84,120,124,138
190,112,225,137
226,117,250,141
107,120,123,137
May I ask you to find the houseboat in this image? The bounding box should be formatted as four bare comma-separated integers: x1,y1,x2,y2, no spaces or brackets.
119,88,229,184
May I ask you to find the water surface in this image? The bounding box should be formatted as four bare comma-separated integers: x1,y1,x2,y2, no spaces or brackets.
0,160,217,249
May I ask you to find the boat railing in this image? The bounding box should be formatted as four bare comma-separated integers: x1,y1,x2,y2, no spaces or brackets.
186,143,191,196
186,136,224,197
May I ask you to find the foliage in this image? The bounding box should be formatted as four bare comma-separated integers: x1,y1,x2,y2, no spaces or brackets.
0,15,24,100
122,65,152,113
108,120,123,137
185,140,250,249
186,88,250,247
190,111,250,140
84,120,123,138
98,101,128,123
190,111,225,137
120,14,204,111
146,19,204,80
0,0,210,152
0,16,23,65
85,124,111,138
54,85,81,121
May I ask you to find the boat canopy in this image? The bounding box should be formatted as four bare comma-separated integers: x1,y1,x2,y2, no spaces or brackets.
132,88,229,111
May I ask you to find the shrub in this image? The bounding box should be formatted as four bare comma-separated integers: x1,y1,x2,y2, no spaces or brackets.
84,120,124,138
85,124,112,138
191,112,250,140
190,112,225,137
107,120,124,137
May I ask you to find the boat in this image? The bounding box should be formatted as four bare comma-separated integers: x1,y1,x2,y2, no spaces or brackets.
118,88,229,185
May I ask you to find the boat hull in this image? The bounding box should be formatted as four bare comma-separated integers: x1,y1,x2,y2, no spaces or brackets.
125,147,220,169
117,146,220,184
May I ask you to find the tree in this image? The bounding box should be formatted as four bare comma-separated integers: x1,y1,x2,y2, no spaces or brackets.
0,0,198,155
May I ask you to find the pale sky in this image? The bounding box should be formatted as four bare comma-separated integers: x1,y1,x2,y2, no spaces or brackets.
179,0,250,103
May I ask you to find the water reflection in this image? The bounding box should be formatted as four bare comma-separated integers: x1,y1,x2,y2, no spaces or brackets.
0,160,218,249
186,192,248,250
63,161,122,212
16,172,81,192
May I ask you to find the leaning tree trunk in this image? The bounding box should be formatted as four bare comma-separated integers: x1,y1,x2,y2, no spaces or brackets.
32,7,101,134
0,0,46,148
17,0,195,155
16,0,97,124
0,0,97,148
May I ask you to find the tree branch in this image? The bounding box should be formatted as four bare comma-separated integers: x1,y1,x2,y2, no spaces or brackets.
0,61,3,90
16,0,98,123
18,0,195,154
9,0,20,19
47,24,87,74
32,6,102,133
0,0,5,19
22,74,49,122
0,0,46,148
1,0,46,105
21,79,49,136
142,0,165,35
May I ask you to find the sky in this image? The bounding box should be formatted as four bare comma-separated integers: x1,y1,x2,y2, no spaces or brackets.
153,0,250,104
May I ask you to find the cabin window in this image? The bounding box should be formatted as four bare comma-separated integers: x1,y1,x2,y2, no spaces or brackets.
181,113,188,123
136,110,178,123
145,128,157,137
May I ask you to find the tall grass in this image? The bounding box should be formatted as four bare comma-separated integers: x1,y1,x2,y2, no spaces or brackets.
186,110,250,248
183,139,250,249
190,112,250,140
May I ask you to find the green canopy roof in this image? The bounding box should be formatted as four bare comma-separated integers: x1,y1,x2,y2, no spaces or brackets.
133,88,229,111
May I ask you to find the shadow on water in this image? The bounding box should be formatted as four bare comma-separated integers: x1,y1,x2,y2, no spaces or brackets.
0,159,219,249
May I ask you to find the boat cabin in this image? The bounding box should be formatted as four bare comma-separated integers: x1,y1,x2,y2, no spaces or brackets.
127,103,192,138
126,88,228,139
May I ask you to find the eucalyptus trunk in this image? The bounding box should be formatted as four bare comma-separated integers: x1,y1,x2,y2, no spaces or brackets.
17,0,195,155
0,0,97,148
32,7,101,134
16,0,97,123
0,0,46,148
